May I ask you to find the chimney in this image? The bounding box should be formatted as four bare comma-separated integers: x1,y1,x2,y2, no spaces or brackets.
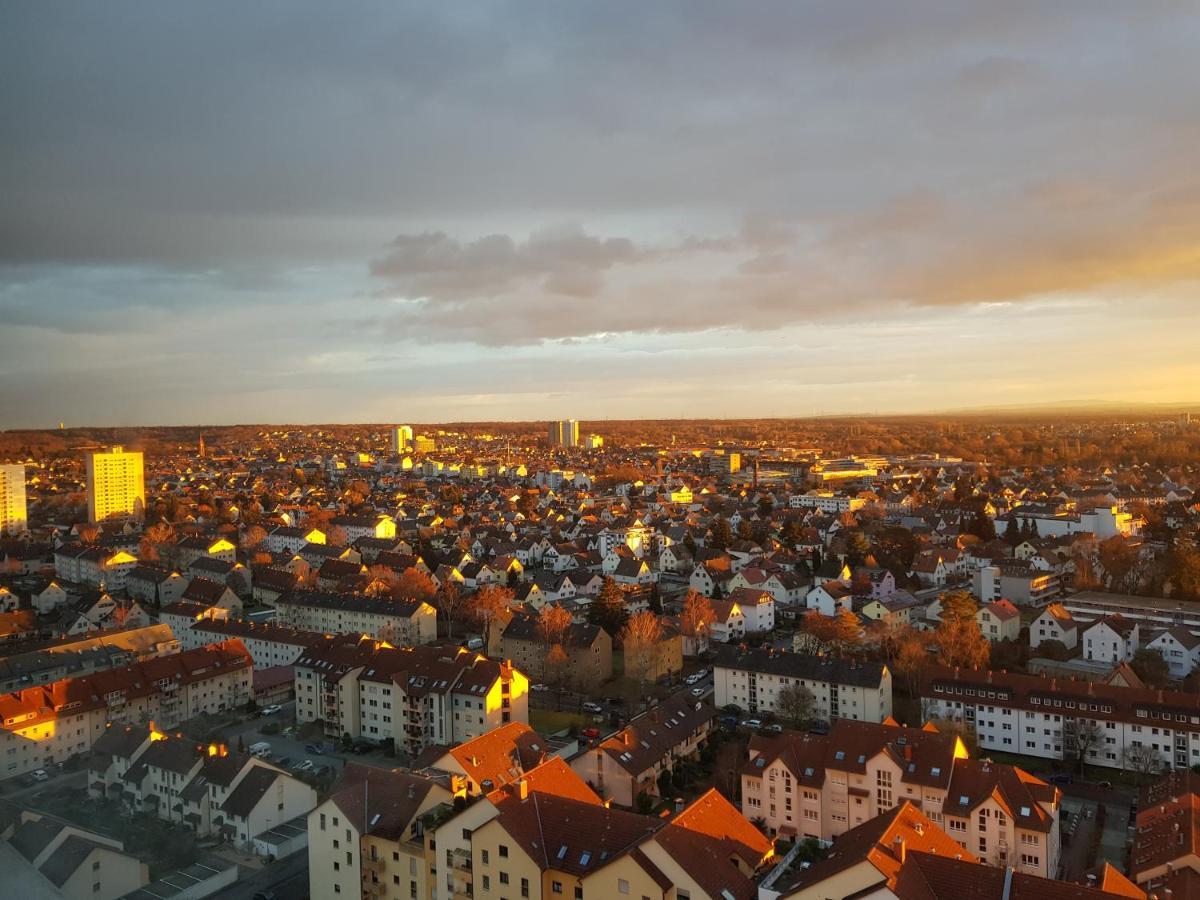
893,835,906,864
904,746,913,762
517,778,529,801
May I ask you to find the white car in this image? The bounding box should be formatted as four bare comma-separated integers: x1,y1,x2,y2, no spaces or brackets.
531,683,550,692
292,760,314,772
685,674,702,685
260,704,283,716
690,687,706,697
693,669,708,680
30,769,49,782
581,701,603,714
741,718,762,730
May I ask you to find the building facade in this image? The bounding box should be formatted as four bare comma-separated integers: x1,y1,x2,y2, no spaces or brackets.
85,446,145,524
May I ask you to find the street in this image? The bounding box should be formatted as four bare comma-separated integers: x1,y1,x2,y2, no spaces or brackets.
220,850,310,900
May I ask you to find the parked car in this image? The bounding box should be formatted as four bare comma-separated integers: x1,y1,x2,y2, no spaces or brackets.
531,683,550,692
766,723,784,734
581,727,601,740
30,769,49,782
719,714,738,727
275,756,291,768
693,669,708,680
260,704,283,716
741,718,762,730
1048,773,1073,785
582,701,603,714
690,687,706,697
304,743,323,754
292,760,314,772
685,674,702,685
1096,780,1113,790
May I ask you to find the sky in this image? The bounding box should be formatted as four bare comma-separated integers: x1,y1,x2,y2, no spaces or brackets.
2,2,1199,428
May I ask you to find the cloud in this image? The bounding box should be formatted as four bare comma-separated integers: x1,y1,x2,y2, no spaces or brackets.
369,224,642,303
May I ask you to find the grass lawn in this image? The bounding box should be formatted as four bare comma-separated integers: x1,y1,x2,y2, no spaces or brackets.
530,709,590,736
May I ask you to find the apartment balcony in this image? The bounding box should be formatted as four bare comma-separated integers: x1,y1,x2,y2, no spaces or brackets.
449,848,472,872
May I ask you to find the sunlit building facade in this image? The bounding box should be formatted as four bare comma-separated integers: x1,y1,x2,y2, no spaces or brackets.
0,462,27,535
391,424,413,452
85,445,146,523
548,418,580,447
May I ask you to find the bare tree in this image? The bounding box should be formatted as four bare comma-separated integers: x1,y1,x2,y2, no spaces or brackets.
622,611,665,689
776,683,817,729
433,581,464,640
1123,743,1161,783
537,604,573,650
680,590,715,646
1067,718,1104,773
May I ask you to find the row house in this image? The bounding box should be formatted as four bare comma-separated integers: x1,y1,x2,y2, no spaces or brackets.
741,718,1060,878
0,807,149,900
293,638,529,755
714,646,893,724
61,591,151,636
274,591,436,646
0,639,252,778
920,665,1200,772
570,692,713,808
88,727,315,850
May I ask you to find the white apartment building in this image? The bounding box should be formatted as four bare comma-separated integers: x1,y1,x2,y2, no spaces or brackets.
0,463,28,535
740,719,1060,878
714,646,893,724
788,491,866,513
275,591,437,646
920,666,1200,772
85,446,145,523
179,618,328,668
293,638,529,755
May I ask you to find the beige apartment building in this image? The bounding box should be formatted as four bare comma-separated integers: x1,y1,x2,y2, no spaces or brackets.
85,446,145,523
741,719,1061,878
312,754,774,900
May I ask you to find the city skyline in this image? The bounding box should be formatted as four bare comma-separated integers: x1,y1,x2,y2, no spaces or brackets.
4,3,1200,427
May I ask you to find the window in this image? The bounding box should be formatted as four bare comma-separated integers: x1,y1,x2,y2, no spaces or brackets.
552,881,563,894
618,879,631,894
499,844,509,858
